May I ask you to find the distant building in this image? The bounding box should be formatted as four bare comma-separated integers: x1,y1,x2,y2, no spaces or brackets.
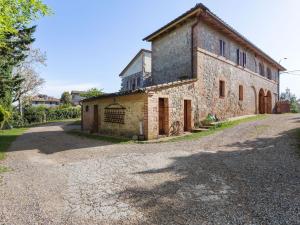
31,95,60,107
119,49,152,91
71,91,86,106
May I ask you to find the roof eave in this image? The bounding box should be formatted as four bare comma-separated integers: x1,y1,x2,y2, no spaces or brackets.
119,49,152,77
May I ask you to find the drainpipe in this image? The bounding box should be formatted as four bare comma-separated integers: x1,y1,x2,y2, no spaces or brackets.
191,12,202,78
278,69,280,101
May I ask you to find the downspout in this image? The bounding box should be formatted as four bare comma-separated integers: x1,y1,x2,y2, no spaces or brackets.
191,11,202,78
278,69,280,101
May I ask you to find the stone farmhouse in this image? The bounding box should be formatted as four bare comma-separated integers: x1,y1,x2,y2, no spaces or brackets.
82,3,286,140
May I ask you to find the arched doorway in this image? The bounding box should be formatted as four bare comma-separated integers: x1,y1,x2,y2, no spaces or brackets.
251,86,258,114
266,91,272,114
259,89,265,114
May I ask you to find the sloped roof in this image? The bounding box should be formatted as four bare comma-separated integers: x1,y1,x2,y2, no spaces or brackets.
143,3,285,71
119,49,151,77
82,78,197,102
31,95,60,102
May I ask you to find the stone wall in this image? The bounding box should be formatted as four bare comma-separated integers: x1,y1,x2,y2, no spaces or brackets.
82,94,147,138
195,48,278,119
145,49,278,139
151,20,196,85
194,20,280,83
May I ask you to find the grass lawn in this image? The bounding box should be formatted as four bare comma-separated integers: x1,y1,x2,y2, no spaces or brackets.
26,118,81,128
170,114,268,142
0,128,27,174
67,130,132,144
0,128,27,161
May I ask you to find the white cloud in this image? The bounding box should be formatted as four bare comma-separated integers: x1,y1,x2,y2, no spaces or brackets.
41,80,103,98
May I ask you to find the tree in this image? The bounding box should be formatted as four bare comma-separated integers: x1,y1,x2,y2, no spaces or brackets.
80,88,104,99
0,104,10,129
12,48,46,106
0,0,51,46
280,88,299,113
0,26,36,109
61,92,72,105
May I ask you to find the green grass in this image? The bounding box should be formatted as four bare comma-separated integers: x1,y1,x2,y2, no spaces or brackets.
170,115,268,142
25,118,81,128
0,166,11,173
67,130,132,144
0,128,27,160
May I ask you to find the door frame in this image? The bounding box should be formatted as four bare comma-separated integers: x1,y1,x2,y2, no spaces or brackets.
93,104,99,133
158,98,169,135
184,99,192,132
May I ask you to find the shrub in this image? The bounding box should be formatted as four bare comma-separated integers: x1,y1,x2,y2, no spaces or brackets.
10,111,28,128
46,106,81,121
0,105,10,129
290,101,299,113
23,106,47,124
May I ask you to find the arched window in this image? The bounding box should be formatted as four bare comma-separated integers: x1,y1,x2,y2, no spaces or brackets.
259,63,265,76
267,68,272,80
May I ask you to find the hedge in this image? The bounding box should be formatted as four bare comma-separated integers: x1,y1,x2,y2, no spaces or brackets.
10,106,81,128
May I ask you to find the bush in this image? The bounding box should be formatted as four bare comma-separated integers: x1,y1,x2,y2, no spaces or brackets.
46,106,81,121
10,111,28,128
19,105,81,125
23,106,47,124
290,97,299,113
0,105,10,129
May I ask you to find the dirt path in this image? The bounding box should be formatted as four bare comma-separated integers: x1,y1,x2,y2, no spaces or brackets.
0,114,299,225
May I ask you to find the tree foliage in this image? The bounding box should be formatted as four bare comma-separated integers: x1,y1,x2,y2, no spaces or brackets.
0,26,36,109
280,88,299,113
0,0,51,46
60,92,72,105
80,88,104,99
0,104,10,129
12,48,46,104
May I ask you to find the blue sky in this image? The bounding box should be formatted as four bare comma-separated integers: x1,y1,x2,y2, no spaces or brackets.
34,0,300,98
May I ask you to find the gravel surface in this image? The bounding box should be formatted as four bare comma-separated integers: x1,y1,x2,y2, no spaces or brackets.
0,114,299,225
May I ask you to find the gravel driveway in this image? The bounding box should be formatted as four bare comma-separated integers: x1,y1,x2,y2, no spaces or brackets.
0,114,299,225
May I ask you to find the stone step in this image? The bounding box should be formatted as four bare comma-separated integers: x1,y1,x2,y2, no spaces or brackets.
192,128,209,133
199,125,215,129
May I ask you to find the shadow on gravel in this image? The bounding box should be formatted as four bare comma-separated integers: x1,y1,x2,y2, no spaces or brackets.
6,124,114,154
119,128,300,225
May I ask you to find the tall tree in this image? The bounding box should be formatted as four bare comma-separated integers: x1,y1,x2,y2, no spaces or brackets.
13,48,46,105
0,26,36,109
80,88,104,99
61,92,72,105
0,0,51,46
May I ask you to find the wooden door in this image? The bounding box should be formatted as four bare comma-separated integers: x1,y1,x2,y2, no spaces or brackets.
93,105,99,133
184,100,191,132
159,98,166,135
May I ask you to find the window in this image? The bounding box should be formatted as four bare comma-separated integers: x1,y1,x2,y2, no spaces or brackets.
219,80,225,98
259,63,265,76
132,78,136,90
85,105,89,112
128,80,131,90
239,85,244,101
242,52,247,67
137,77,141,88
237,49,246,67
267,67,272,80
236,49,240,65
219,40,226,57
